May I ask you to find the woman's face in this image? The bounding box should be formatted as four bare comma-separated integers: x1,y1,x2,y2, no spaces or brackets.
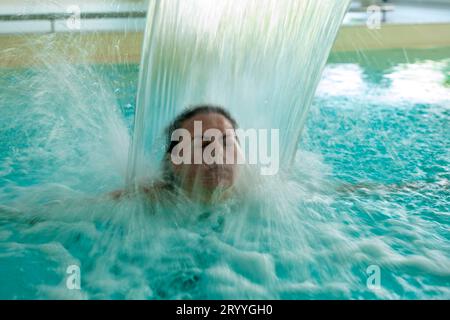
170,112,240,199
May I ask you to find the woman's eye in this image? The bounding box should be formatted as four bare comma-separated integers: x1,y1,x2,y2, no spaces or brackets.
224,135,236,147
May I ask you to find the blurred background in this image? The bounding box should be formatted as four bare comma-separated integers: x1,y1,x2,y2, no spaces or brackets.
0,0,449,34
0,1,449,81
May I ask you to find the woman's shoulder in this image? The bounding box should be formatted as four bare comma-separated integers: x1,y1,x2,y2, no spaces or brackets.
109,180,173,201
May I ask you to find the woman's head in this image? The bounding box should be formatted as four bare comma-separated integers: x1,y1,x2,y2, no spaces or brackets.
164,104,241,201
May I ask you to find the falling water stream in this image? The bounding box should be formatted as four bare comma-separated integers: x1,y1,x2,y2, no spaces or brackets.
127,0,351,184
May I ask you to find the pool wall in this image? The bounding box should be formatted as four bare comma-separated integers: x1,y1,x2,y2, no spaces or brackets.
0,23,449,68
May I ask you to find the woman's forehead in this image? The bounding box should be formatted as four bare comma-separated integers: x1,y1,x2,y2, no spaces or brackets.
181,113,234,133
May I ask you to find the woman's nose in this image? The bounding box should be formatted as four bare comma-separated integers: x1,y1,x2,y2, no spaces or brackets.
203,140,226,164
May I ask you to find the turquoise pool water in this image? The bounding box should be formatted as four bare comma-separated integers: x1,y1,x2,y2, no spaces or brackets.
0,48,449,299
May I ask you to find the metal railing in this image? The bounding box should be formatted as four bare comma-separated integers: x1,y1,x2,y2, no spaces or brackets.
0,11,147,33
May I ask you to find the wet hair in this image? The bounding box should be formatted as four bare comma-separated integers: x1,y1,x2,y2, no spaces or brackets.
162,104,238,183
165,104,238,155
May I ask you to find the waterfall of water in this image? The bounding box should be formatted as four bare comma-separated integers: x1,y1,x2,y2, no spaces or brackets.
127,0,350,187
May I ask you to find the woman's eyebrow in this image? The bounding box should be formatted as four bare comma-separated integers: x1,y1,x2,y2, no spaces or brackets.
192,129,235,140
